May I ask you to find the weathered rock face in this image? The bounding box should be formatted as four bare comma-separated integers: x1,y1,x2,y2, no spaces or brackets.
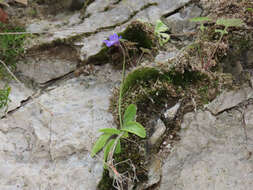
0,81,33,117
0,64,121,189
160,91,253,190
165,4,202,33
17,45,79,84
25,0,191,63
2,0,253,189
206,86,253,115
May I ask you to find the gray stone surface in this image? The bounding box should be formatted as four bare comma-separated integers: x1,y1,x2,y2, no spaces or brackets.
78,30,113,61
155,50,179,65
17,44,79,84
139,157,162,189
25,0,192,61
22,0,195,84
40,0,157,42
4,0,252,189
0,64,121,189
165,5,202,34
149,119,166,146
156,0,191,15
206,86,253,115
164,101,181,120
0,81,33,117
17,57,77,84
160,107,253,190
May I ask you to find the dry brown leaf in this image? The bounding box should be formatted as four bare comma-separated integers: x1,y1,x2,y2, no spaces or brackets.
0,7,8,23
14,0,27,6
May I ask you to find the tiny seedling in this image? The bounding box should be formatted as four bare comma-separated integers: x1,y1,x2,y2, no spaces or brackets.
190,16,212,32
212,18,245,62
154,19,170,46
215,18,244,36
191,17,245,70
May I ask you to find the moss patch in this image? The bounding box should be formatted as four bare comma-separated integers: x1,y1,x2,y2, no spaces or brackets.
98,65,220,189
119,20,156,49
87,20,157,66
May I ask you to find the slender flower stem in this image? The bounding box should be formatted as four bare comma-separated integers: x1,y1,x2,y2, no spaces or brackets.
118,43,126,129
107,42,127,177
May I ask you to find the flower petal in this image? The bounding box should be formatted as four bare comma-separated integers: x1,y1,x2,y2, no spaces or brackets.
109,33,117,41
103,40,113,47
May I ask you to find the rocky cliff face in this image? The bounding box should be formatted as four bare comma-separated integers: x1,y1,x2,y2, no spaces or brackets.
0,0,253,189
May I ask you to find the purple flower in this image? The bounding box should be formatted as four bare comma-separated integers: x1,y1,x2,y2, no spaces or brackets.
103,33,122,47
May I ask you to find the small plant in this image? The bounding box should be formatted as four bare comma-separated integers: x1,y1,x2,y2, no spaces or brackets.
215,18,244,36
209,18,245,67
154,19,170,46
91,33,146,168
0,84,10,110
191,17,245,70
246,7,253,13
190,16,212,32
91,104,146,165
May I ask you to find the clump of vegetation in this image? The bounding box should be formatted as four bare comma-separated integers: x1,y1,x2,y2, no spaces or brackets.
0,23,26,79
154,19,170,46
189,17,245,71
91,33,147,190
93,2,253,189
87,20,157,66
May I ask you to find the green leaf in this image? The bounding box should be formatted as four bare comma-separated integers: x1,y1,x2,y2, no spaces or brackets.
115,140,121,154
121,121,146,138
216,18,244,28
190,17,211,22
200,24,206,32
104,139,114,162
246,8,253,13
155,19,169,34
99,128,128,138
123,104,137,125
103,139,114,168
215,29,228,35
103,139,121,168
91,133,112,157
99,128,121,134
159,33,170,45
154,20,170,46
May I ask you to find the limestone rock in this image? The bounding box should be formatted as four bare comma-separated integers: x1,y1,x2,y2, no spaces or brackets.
0,64,120,189
206,86,253,115
160,109,253,190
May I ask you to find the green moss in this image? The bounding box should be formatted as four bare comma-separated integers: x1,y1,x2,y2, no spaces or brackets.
88,21,157,66
97,170,115,190
87,46,109,65
119,20,156,49
0,23,27,79
102,65,220,189
122,67,160,95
